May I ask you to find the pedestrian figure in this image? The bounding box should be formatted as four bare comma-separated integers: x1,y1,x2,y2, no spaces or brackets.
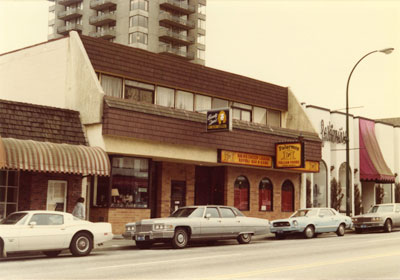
72,197,85,220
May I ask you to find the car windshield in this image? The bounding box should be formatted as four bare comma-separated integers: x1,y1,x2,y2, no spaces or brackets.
0,212,28,225
170,207,205,218
369,205,394,213
291,209,318,217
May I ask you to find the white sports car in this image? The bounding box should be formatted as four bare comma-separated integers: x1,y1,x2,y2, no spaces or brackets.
0,210,113,258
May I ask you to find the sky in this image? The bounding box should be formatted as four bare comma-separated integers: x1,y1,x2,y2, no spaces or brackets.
0,0,399,119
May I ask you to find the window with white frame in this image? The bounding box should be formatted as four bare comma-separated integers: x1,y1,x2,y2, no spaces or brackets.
0,170,19,220
194,94,211,113
129,15,148,28
129,32,148,44
232,102,252,122
267,109,281,127
175,90,194,111
156,86,175,108
130,0,149,11
47,180,67,212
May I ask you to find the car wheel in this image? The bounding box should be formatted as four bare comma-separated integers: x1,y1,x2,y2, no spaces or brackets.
69,232,93,257
384,219,392,233
43,250,62,258
171,228,189,249
275,233,286,240
237,233,252,244
355,228,363,234
304,225,315,239
135,241,152,249
336,224,345,236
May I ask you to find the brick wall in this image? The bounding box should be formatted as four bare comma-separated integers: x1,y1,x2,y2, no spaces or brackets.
226,166,301,221
158,162,195,218
18,171,82,213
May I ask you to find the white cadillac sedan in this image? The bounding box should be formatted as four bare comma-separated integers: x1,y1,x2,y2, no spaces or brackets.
0,211,113,258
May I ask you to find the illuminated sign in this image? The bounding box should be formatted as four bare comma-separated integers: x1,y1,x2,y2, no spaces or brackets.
219,150,272,168
275,142,304,168
206,108,232,132
289,161,320,173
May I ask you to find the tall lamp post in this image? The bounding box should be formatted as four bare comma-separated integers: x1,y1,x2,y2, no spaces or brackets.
345,47,394,216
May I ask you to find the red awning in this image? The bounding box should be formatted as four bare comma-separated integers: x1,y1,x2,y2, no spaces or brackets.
359,119,395,183
0,137,110,176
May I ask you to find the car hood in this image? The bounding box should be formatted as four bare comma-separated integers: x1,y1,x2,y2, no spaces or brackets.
272,216,308,223
353,213,387,218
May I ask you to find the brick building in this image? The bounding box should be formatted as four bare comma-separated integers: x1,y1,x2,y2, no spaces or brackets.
0,32,322,234
0,99,110,219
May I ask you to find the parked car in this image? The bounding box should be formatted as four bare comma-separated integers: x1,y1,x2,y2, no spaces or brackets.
270,208,352,239
352,203,400,233
0,210,113,258
123,205,270,249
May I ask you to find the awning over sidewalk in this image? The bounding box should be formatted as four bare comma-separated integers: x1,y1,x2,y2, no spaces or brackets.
0,137,110,176
359,119,395,183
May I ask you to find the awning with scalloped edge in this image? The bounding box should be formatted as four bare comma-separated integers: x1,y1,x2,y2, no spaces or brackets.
359,119,394,183
0,137,110,176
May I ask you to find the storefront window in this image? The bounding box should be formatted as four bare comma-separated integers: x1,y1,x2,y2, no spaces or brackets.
281,180,294,212
234,176,249,211
111,157,149,208
47,180,67,212
259,178,273,211
0,170,19,219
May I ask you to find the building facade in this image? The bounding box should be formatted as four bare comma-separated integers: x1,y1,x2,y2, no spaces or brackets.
302,105,399,215
0,32,322,233
48,0,206,65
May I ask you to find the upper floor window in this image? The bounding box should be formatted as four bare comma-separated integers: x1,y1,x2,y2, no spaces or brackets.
198,18,206,30
129,32,148,45
130,0,149,11
194,94,211,113
48,10,55,21
130,15,148,28
101,74,122,98
253,107,267,125
176,90,194,111
212,98,228,109
267,109,281,127
156,86,175,108
232,102,252,122
197,49,205,60
197,34,205,45
124,80,154,104
198,3,206,15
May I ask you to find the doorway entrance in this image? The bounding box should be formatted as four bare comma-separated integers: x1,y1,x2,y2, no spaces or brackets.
171,180,186,213
195,166,225,205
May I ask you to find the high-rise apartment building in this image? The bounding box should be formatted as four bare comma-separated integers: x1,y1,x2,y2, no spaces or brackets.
48,0,206,65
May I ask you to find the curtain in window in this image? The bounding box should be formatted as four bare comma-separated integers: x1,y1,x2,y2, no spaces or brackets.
176,91,193,111
101,75,122,98
156,87,174,108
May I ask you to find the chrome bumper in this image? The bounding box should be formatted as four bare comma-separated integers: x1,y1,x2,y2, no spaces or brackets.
123,230,175,241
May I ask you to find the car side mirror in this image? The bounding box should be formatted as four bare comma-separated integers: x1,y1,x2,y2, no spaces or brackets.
205,213,211,219
29,221,37,227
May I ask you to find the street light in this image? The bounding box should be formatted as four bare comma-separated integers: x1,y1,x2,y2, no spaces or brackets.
345,47,394,216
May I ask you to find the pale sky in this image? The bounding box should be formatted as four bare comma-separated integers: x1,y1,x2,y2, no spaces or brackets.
0,0,399,119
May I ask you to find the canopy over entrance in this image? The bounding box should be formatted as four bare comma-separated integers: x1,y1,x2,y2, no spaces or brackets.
0,137,110,176
359,119,394,183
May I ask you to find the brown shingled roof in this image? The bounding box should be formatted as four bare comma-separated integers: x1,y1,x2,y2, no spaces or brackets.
80,35,288,111
0,99,87,145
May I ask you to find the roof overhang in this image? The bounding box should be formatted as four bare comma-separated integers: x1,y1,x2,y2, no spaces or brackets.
0,137,110,176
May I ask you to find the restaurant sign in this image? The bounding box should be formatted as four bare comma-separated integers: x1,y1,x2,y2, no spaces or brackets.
219,150,272,168
275,142,304,168
206,108,232,132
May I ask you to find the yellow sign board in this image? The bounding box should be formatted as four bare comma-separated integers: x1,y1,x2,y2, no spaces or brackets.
275,142,304,168
289,161,320,173
219,150,272,168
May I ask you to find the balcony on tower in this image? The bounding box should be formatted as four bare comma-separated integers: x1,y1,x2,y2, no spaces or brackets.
158,44,194,61
90,0,117,11
159,0,195,15
57,23,83,35
58,8,83,21
159,12,195,30
58,0,83,6
89,13,116,26
158,28,194,46
89,29,116,40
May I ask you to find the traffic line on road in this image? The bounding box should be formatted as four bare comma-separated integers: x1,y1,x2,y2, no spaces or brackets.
200,250,400,280
87,253,242,270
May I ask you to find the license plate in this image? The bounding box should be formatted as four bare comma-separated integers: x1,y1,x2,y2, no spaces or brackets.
136,235,145,241
361,225,367,228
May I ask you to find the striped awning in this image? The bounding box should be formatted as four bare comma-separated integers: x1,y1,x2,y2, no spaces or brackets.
0,137,110,176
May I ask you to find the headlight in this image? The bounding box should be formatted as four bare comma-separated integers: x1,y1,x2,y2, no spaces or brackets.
372,217,383,221
292,220,298,227
153,224,174,231
352,218,358,222
126,225,135,232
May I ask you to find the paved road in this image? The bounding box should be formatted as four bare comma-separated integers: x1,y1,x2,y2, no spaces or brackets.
1,231,400,279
